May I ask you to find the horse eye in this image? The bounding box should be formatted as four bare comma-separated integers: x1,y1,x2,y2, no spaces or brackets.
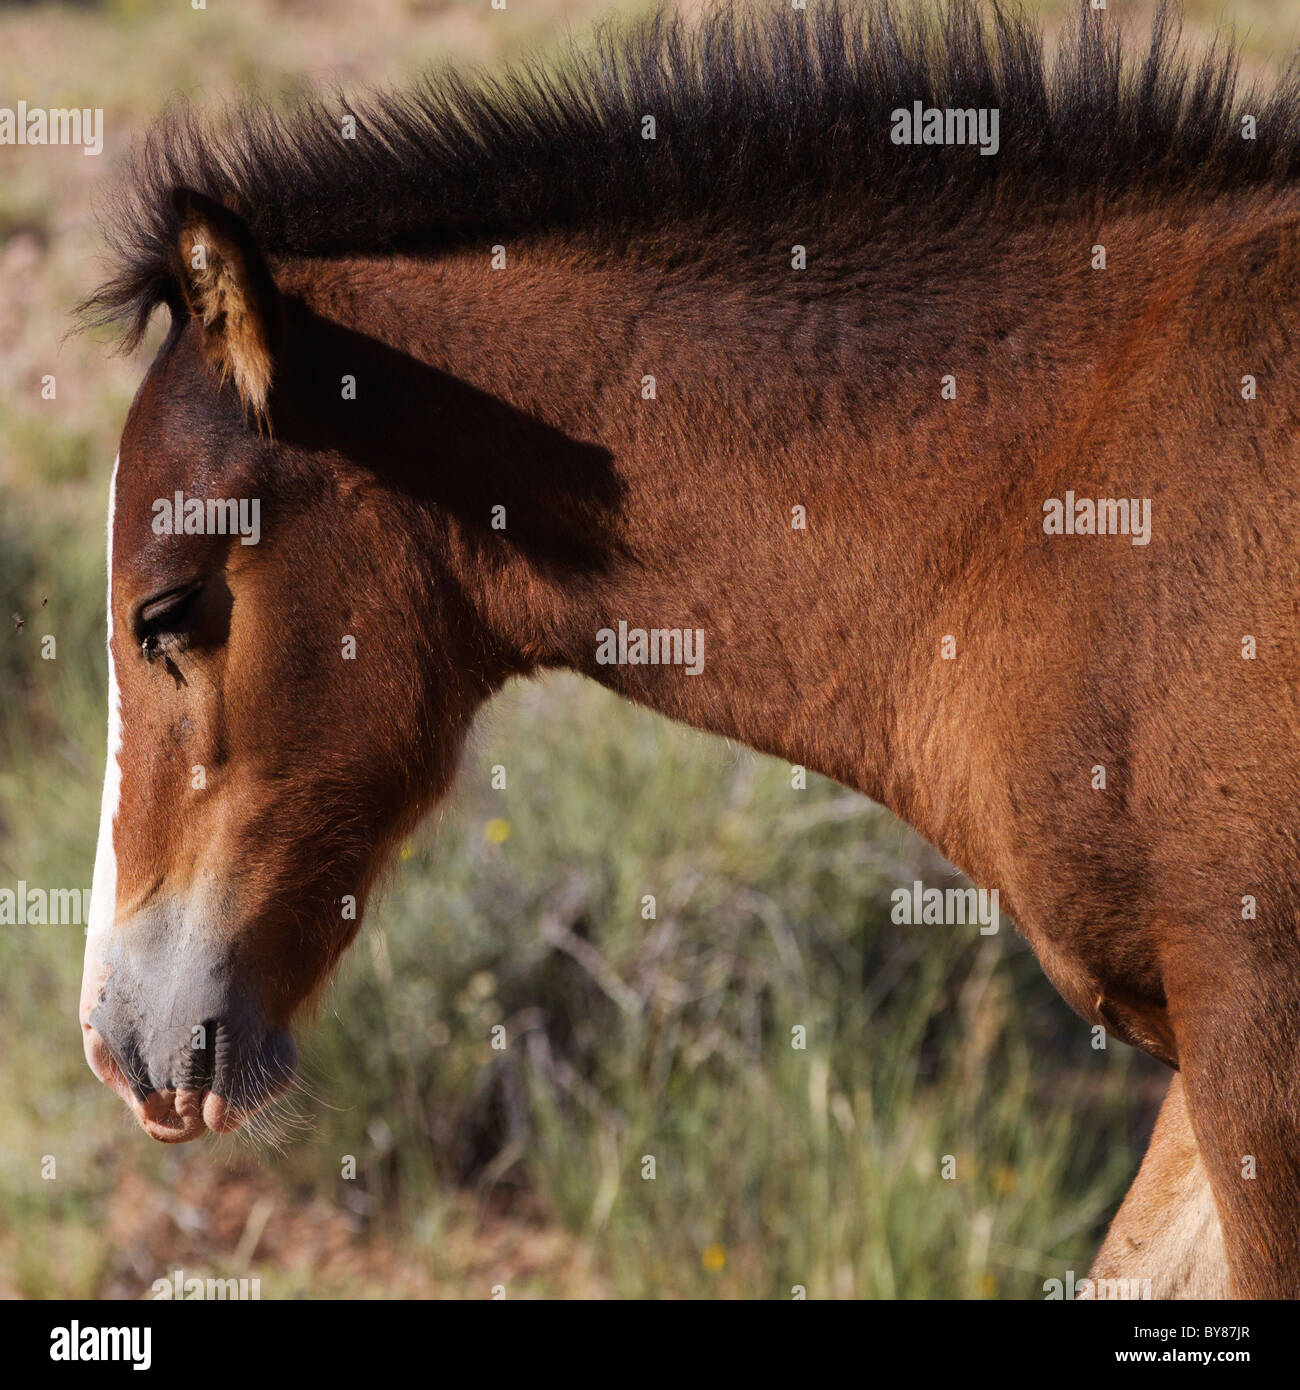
135,584,201,636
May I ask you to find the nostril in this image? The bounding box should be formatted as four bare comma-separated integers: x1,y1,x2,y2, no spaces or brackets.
82,1024,119,1086
84,1023,150,1101
112,1036,151,1101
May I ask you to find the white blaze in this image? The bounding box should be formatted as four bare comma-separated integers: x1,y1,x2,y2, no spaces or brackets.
85,455,121,975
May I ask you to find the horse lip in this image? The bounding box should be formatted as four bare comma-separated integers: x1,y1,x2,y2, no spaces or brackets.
131,1038,297,1142
82,1014,298,1142
132,1077,290,1142
139,1091,210,1143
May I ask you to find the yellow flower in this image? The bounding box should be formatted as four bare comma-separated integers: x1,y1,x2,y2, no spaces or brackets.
399,841,414,862
701,1244,726,1273
485,818,510,845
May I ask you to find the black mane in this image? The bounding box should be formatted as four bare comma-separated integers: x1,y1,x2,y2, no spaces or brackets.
84,0,1300,347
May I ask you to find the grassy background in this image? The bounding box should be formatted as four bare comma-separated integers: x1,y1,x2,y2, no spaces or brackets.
1,0,1288,1299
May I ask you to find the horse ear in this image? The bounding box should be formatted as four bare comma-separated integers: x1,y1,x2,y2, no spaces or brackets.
170,187,279,422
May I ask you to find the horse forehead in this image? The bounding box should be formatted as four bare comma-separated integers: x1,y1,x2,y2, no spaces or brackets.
114,425,255,573
118,331,251,497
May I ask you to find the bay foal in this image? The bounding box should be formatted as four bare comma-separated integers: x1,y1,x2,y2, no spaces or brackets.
80,1,1300,1296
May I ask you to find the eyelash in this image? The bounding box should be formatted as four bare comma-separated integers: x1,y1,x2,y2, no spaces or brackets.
136,587,200,661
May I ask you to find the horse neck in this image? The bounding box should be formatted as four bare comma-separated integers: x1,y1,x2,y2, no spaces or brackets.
310,198,1285,872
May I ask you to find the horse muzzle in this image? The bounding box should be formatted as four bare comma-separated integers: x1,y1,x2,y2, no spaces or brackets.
79,917,297,1142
